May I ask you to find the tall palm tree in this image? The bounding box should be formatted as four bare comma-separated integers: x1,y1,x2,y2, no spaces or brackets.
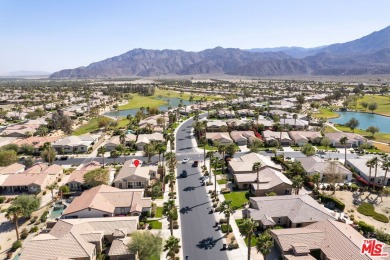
366,158,375,188
46,183,59,200
340,136,348,166
97,146,106,168
241,218,258,260
292,114,298,130
163,200,177,236
381,154,390,187
119,132,127,162
256,230,273,260
6,205,23,240
252,162,262,196
164,236,181,260
206,151,215,177
372,157,379,190
200,136,207,166
166,172,176,193
219,200,234,235
218,144,227,174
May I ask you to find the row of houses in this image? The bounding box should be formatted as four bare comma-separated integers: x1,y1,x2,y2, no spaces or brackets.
0,163,63,194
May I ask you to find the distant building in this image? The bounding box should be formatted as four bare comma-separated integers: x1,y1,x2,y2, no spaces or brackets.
324,132,366,148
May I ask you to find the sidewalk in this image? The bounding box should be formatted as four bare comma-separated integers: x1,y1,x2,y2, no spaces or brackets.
206,159,248,260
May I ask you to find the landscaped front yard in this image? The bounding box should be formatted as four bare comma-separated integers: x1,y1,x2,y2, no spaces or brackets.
223,191,250,209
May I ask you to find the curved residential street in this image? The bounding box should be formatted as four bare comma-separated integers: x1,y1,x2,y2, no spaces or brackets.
176,117,229,260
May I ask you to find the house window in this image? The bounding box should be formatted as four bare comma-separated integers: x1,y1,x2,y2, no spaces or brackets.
136,182,142,187
103,214,109,217
128,182,133,188
370,178,375,181
120,208,126,214
278,218,281,224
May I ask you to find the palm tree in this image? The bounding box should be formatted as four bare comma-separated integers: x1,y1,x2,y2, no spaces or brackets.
143,142,157,163
292,114,298,130
206,151,215,177
97,146,106,168
340,136,348,166
6,205,23,240
256,230,273,260
164,236,181,260
366,158,376,188
163,200,177,236
218,144,227,174
252,162,262,196
372,157,379,190
312,173,321,192
156,143,166,167
381,154,390,188
292,175,304,194
219,200,234,235
119,132,127,162
226,143,238,158
241,218,258,260
46,183,59,200
200,136,207,166
166,172,176,193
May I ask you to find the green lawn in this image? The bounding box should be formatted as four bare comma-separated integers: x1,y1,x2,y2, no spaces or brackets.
147,220,162,229
217,179,227,185
117,118,130,128
323,126,339,133
223,191,250,209
353,95,390,116
335,125,390,144
119,94,167,110
155,207,163,218
313,108,339,119
72,117,101,135
72,116,129,135
152,89,221,101
198,144,218,151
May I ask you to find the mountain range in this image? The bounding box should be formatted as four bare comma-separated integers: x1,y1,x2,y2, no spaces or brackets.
50,26,390,78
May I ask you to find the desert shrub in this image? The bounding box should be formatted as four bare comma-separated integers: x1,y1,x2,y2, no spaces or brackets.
11,240,22,251
219,218,227,224
40,211,49,222
0,196,6,204
350,183,358,191
30,226,38,233
221,224,233,233
228,243,239,250
20,228,29,239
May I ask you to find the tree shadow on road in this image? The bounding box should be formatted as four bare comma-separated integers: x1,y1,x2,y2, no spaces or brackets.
180,201,210,214
196,236,224,250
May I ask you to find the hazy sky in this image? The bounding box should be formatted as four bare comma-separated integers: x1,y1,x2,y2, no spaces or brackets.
1,0,389,74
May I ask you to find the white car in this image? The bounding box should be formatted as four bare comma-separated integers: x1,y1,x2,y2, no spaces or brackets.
182,158,190,164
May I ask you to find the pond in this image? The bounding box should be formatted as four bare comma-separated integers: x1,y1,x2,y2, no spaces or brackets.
329,111,390,133
105,97,191,118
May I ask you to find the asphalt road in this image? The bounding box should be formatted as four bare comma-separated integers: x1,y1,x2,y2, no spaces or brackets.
176,118,229,260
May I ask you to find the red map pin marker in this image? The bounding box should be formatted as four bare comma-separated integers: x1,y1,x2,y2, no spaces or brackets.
134,160,140,167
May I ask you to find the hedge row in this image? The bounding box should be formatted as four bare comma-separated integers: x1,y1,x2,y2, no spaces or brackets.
318,194,345,211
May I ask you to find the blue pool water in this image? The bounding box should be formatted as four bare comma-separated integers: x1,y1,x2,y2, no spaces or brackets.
330,112,390,133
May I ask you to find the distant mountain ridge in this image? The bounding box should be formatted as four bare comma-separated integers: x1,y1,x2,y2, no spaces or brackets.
51,25,390,78
3,70,51,77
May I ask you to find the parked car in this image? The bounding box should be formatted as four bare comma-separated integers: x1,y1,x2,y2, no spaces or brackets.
192,161,199,167
60,156,69,160
181,170,188,178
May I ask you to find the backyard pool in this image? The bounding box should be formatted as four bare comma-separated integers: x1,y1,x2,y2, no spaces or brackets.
49,203,66,219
